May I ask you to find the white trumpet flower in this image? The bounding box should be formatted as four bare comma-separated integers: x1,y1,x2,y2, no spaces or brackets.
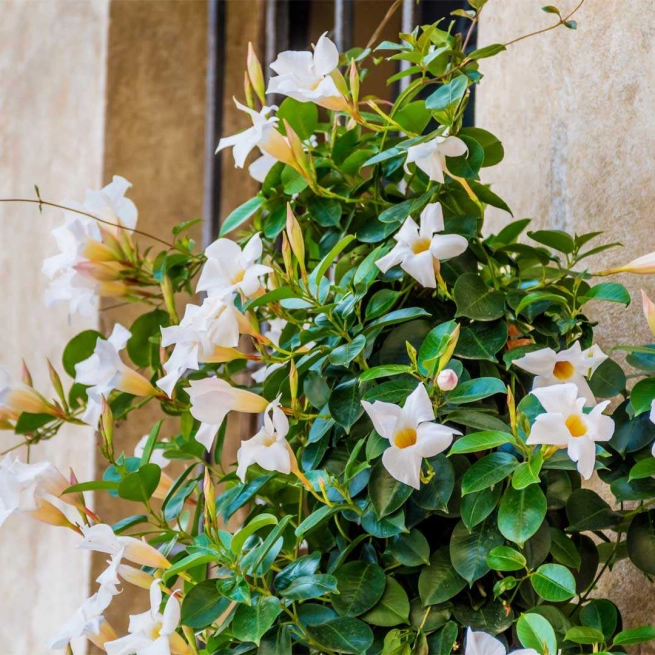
512,341,607,406
405,135,468,184
75,324,156,428
237,397,293,482
0,366,54,418
361,384,459,489
375,202,468,288
156,296,255,397
81,175,138,233
249,152,278,182
267,32,347,111
216,99,297,172
49,587,117,650
105,580,190,655
187,377,269,450
464,628,539,655
197,233,273,300
529,383,614,480
0,454,77,529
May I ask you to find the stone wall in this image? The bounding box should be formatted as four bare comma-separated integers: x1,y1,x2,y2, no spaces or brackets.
477,0,655,645
0,1,108,652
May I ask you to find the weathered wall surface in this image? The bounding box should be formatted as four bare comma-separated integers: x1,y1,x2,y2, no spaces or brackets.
477,0,655,642
0,1,108,652
94,0,208,638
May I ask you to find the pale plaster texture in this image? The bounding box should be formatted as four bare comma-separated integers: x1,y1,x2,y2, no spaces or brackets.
0,1,108,653
478,0,655,645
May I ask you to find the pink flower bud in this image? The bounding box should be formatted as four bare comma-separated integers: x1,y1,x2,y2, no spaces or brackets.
437,369,458,391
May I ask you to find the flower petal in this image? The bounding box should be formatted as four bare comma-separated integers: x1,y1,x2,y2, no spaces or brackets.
382,447,422,490
403,384,434,426
429,234,468,261
313,32,339,77
415,422,458,458
400,250,437,288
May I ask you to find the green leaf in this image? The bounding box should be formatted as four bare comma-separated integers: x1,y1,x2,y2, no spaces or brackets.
307,196,342,227
329,335,367,367
14,412,55,434
549,528,581,570
454,273,505,321
359,365,413,382
363,379,419,404
582,282,631,306
613,626,655,646
280,574,338,601
230,513,278,555
117,464,161,503
361,577,410,626
461,452,518,495
310,235,356,290
449,430,514,454
413,454,455,511
329,379,363,430
564,626,605,645
395,101,431,134
498,484,547,546
515,292,568,316
368,461,413,518
331,561,386,617
427,622,459,655
219,195,266,236
162,551,219,583
418,548,467,606
64,480,119,494
517,612,558,655
629,458,655,480
588,358,626,398
138,420,164,467
566,489,622,532
580,599,617,640
447,378,506,405
181,579,230,629
627,509,655,575
363,307,431,334
461,484,502,530
528,229,575,253
389,531,431,567
450,518,503,584
425,76,468,111
127,309,169,368
378,190,434,224
278,97,318,140
455,321,508,362
232,596,282,646
468,43,507,60
531,563,576,602
62,330,103,377
630,377,655,415
487,546,527,572
306,617,374,654
417,321,459,376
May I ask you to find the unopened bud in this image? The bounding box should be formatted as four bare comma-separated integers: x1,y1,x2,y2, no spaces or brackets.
247,42,266,105
203,469,217,530
642,290,655,337
349,59,360,105
243,71,255,109
289,361,299,405
21,360,33,387
47,359,67,408
286,204,306,278
100,397,114,461
438,324,460,373
437,369,458,391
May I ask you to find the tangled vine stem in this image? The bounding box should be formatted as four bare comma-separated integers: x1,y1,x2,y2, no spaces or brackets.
0,198,177,250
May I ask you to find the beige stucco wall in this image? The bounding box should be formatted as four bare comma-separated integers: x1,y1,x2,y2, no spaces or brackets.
478,0,655,643
0,1,109,652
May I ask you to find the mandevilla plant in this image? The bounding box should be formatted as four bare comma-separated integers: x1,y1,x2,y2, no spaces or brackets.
5,2,655,654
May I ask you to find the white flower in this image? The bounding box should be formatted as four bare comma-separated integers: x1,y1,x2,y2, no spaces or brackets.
251,362,284,384
187,377,269,450
437,368,459,391
0,366,53,417
512,341,607,406
0,454,75,528
82,175,138,232
464,628,538,655
197,233,273,299
405,135,468,184
267,32,347,111
361,384,459,489
156,296,254,397
249,152,278,182
49,587,117,650
105,580,190,655
134,435,170,469
216,100,297,174
529,383,614,480
375,202,468,288
237,398,293,482
79,524,171,595
75,324,156,428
